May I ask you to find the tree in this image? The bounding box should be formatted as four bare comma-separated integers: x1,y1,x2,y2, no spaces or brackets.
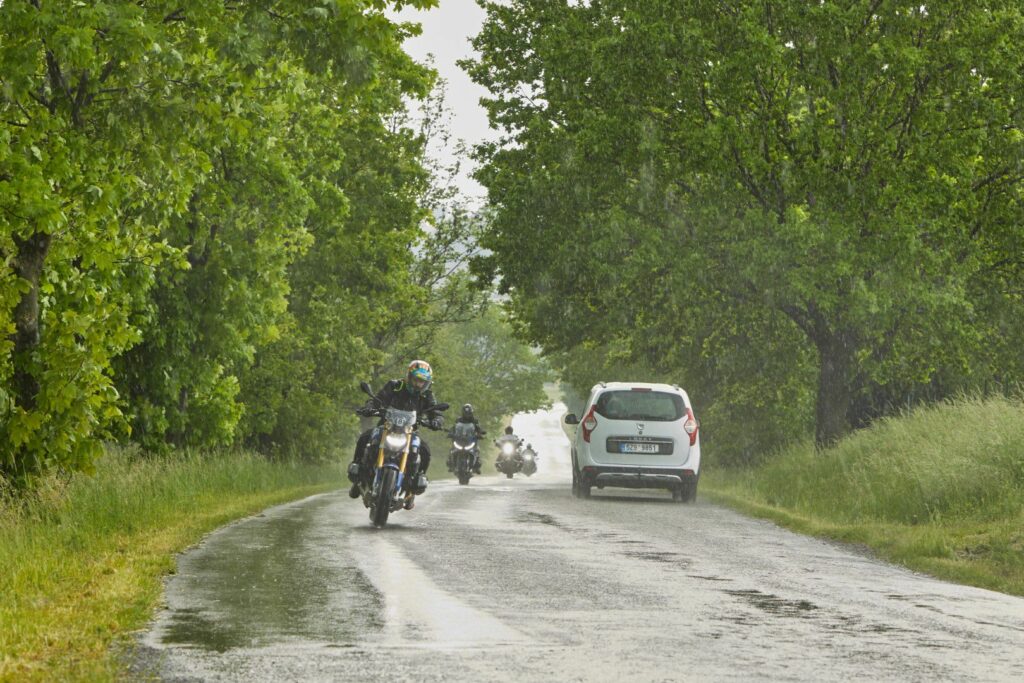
466,0,1024,449
398,305,553,468
236,75,434,460
0,0,437,482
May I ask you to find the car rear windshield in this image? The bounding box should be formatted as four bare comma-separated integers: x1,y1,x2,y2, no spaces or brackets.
593,390,685,422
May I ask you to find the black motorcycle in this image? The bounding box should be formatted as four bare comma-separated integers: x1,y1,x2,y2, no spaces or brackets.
520,443,538,477
355,381,449,528
448,422,479,486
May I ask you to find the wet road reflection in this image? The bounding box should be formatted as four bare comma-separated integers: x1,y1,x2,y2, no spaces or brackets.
153,497,385,652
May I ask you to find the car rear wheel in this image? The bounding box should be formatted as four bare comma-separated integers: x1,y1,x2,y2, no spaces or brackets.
577,472,591,499
681,477,698,503
571,456,580,497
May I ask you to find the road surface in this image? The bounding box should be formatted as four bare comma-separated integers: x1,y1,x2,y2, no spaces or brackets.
135,404,1024,681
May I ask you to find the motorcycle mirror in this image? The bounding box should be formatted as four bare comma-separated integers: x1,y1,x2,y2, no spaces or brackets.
564,413,579,425
359,381,374,398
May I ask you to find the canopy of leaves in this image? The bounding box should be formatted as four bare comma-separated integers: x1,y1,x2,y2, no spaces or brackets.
466,0,1024,458
0,0,451,483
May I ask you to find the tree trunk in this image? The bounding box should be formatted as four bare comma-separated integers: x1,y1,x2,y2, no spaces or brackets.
814,331,854,449
9,231,53,411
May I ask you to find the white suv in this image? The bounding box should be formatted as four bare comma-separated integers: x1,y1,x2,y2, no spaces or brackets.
565,382,700,502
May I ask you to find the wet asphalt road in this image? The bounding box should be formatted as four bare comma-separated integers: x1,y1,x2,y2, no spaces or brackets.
136,405,1024,682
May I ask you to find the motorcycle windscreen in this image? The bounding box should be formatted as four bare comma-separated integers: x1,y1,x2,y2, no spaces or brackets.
453,422,477,446
384,408,417,430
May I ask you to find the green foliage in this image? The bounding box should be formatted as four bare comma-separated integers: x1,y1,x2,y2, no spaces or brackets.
236,80,478,461
703,396,1024,595
722,396,1024,525
430,305,552,433
466,0,1024,454
0,1,439,481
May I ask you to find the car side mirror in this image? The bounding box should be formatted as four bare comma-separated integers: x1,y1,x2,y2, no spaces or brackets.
564,413,578,425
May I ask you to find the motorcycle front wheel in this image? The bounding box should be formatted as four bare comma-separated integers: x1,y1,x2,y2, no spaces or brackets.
371,469,397,528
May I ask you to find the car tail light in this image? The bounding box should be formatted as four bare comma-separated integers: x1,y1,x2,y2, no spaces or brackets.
683,407,698,446
581,407,598,443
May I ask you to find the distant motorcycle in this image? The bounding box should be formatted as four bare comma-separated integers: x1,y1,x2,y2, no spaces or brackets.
494,435,523,479
520,443,538,477
355,381,449,528
448,422,479,486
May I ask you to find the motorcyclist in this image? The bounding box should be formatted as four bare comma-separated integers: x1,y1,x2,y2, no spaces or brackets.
448,403,486,474
494,425,523,468
497,425,521,444
348,360,442,509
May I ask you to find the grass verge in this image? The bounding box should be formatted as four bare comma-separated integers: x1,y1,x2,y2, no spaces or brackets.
703,396,1024,596
0,448,342,682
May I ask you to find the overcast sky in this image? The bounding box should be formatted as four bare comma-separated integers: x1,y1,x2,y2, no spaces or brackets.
391,0,494,206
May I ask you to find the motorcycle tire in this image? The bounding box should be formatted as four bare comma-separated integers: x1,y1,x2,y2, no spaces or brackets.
458,473,470,485
371,469,396,528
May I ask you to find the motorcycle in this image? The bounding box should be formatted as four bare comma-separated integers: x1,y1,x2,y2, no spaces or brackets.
448,422,479,486
520,443,538,477
494,435,523,479
355,381,449,528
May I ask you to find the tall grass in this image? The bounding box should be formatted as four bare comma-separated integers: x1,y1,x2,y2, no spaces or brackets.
0,447,341,681
705,396,1024,595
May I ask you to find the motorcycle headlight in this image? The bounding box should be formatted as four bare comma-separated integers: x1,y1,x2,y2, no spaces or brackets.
385,433,408,451
502,443,515,455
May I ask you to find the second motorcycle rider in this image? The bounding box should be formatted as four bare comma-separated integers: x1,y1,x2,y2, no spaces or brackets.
450,403,487,474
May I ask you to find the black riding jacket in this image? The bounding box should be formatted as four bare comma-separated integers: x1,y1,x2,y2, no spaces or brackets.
368,379,438,423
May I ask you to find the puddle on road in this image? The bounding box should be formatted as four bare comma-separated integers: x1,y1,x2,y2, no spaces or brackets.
720,588,928,641
160,567,383,652
724,589,818,617
156,497,386,653
623,550,691,567
522,512,562,528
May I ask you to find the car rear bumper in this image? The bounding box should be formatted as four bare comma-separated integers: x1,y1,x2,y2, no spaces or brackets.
582,466,697,490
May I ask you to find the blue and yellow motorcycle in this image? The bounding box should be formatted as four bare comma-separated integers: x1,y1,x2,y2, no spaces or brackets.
357,382,449,528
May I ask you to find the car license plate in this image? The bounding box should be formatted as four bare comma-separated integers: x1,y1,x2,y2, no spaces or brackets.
620,442,659,454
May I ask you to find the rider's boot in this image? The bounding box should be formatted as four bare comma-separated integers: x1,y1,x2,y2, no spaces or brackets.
472,453,482,474
346,462,362,498
403,492,416,510
412,471,428,495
